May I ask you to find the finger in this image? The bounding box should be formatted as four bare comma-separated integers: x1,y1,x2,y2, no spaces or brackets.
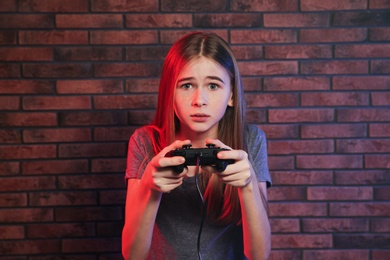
205,139,232,150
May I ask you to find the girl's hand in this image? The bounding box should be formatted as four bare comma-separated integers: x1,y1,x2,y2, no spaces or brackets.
142,140,191,193
202,139,254,188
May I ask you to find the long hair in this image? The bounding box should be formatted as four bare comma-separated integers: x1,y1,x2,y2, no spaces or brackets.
151,32,247,224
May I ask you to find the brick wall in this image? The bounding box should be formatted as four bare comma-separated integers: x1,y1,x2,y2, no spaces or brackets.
0,0,389,259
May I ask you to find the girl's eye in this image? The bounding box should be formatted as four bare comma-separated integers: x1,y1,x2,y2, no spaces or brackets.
208,83,219,90
181,83,193,89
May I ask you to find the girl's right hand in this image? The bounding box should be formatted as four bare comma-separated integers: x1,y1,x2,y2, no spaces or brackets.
141,140,191,193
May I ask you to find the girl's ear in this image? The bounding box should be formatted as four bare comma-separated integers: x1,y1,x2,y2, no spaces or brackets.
228,91,234,107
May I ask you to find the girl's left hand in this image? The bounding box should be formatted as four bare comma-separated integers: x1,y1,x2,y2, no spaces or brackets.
201,139,254,188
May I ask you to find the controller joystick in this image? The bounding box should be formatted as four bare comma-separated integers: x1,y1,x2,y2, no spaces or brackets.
165,144,235,173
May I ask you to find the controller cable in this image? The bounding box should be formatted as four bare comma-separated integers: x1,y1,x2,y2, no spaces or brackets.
194,153,205,260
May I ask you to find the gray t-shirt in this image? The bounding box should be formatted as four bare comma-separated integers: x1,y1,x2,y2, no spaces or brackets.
125,124,271,260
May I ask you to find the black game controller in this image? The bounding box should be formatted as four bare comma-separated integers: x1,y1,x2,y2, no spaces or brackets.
165,144,235,173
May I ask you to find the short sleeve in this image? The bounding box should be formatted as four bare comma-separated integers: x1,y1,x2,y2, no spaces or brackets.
246,125,272,187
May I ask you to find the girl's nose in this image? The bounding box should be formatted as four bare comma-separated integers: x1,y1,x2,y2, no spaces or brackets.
192,89,207,107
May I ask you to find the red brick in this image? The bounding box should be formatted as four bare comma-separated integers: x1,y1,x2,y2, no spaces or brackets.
0,193,27,207
97,222,123,236
161,0,226,12
0,80,53,94
372,60,390,74
0,208,53,222
0,225,24,239
303,250,369,260
337,108,390,122
0,47,52,61
239,61,298,76
22,96,91,110
333,11,390,26
56,14,123,28
370,28,390,41
264,13,329,27
19,0,89,12
375,187,390,200
271,171,333,185
301,0,367,10
93,127,135,141
302,218,369,232
300,28,367,42
372,250,390,259
23,64,91,78
19,31,88,45
126,46,170,61
330,202,390,216
230,0,298,11
29,191,97,206
337,139,390,153
0,176,56,192
59,111,127,126
301,123,367,138
372,92,390,106
370,0,390,9
58,174,124,190
301,60,368,74
22,159,88,175
272,234,332,248
232,46,263,60
90,30,157,45
0,96,19,110
54,47,122,61
194,13,261,28
91,158,127,173
27,223,95,238
93,95,157,109
371,218,390,232
297,155,363,169
126,78,160,93
0,31,17,45
246,109,267,124
269,250,302,260
93,63,160,77
99,190,126,205
308,187,373,200
302,92,369,106
245,93,299,108
0,14,53,28
128,110,156,125
268,187,306,201
260,124,299,139
0,162,19,176
269,108,334,123
268,140,334,155
59,143,126,158
62,237,121,253
264,77,330,91
270,218,300,233
335,170,389,185
333,76,390,90
336,44,390,58
369,123,390,137
23,128,91,143
0,145,57,159
334,234,390,249
0,112,56,126
0,64,20,78
265,45,332,59
365,155,390,168
55,206,122,221
57,80,123,94
91,0,158,12
0,239,60,254
0,0,17,11
231,29,297,44
160,30,228,44
127,14,192,28
269,202,327,217
268,156,294,170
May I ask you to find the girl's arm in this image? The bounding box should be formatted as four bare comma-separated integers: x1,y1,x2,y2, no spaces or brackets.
121,140,190,260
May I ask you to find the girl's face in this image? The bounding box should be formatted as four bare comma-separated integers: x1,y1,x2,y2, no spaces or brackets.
174,56,233,139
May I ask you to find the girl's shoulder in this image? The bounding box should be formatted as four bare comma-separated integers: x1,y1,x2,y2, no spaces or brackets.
246,124,266,142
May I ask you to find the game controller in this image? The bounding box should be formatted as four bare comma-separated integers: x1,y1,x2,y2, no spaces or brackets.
165,144,235,173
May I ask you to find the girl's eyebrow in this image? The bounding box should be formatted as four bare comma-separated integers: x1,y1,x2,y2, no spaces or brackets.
177,76,225,84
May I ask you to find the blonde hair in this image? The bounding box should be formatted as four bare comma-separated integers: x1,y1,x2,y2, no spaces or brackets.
152,32,247,224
